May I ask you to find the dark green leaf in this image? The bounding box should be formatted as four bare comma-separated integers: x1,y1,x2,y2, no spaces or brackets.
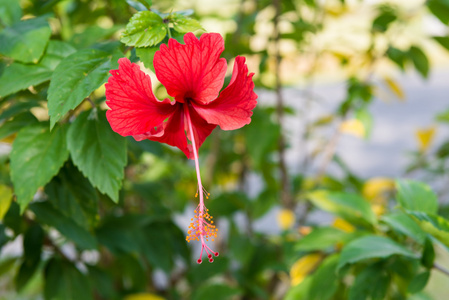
381,213,426,244
421,238,435,269
0,0,21,26
308,254,340,300
47,49,111,129
433,36,449,51
0,112,39,140
408,271,430,294
188,256,229,285
171,14,204,33
407,211,449,248
10,125,69,211
307,190,377,226
15,224,44,291
348,264,390,300
29,201,97,250
295,227,358,251
409,46,429,78
0,16,51,63
387,47,407,70
136,46,158,72
427,0,449,25
0,101,41,121
87,266,116,300
192,283,242,300
67,110,127,202
208,192,248,217
0,41,76,97
44,258,93,300
372,12,396,32
285,276,313,300
396,179,438,214
120,11,166,47
337,235,416,271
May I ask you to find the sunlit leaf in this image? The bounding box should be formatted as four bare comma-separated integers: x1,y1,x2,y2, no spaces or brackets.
407,211,449,248
171,13,204,33
0,185,13,221
381,213,426,244
0,0,21,26
396,179,438,214
120,11,166,47
290,253,322,286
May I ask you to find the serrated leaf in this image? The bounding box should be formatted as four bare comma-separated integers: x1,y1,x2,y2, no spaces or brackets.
307,190,377,226
337,235,416,271
0,0,21,26
0,41,76,97
409,46,429,78
67,110,126,202
29,201,97,250
16,224,44,291
381,213,426,244
396,179,438,214
10,125,69,212
0,112,39,141
44,258,94,300
136,47,158,73
120,11,166,47
47,49,111,129
171,14,204,33
0,185,13,220
295,227,358,251
0,16,51,63
407,211,449,248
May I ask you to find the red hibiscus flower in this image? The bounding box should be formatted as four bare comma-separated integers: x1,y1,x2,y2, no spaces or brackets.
105,32,257,263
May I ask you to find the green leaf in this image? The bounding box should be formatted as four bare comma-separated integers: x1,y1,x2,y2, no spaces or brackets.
29,201,97,250
0,40,76,97
188,256,229,285
285,276,313,300
67,110,127,202
433,36,449,51
295,227,358,251
409,46,429,78
0,16,51,63
0,112,39,140
387,47,407,70
44,258,94,300
0,185,13,220
421,238,435,269
408,271,430,294
47,49,111,129
15,224,44,291
120,11,166,47
427,0,449,24
407,211,449,248
0,0,21,26
307,254,340,300
372,11,396,32
10,125,69,211
396,179,438,214
381,213,427,244
337,235,416,271
171,14,204,33
348,264,391,300
136,47,158,73
126,0,148,11
436,108,449,123
192,284,242,300
0,101,41,121
307,190,377,226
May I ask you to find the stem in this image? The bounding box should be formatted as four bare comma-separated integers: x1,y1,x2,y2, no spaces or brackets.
273,0,292,209
184,104,205,242
434,263,449,277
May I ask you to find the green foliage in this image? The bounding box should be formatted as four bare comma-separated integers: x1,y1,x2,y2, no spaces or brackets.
0,0,448,299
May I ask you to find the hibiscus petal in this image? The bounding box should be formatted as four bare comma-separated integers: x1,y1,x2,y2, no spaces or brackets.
154,32,227,104
105,58,176,137
139,104,192,158
186,105,217,155
192,56,257,130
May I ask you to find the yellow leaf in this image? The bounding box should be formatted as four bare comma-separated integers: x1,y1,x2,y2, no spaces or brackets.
415,127,436,153
290,253,322,286
0,185,13,220
362,177,395,203
332,217,355,233
277,209,295,230
0,133,16,144
124,293,165,300
371,203,385,216
340,119,365,138
384,77,405,100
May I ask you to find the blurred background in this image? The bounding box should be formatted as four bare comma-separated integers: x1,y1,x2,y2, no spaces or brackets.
1,0,449,299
